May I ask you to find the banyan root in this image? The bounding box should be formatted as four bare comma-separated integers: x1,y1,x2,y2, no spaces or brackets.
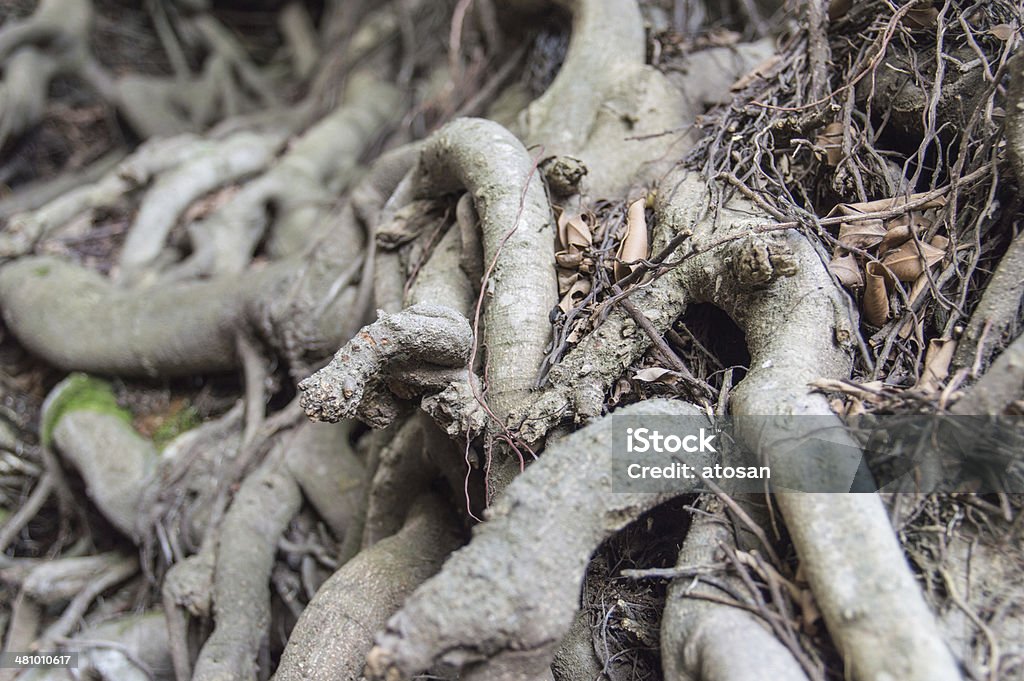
273,492,463,681
45,375,156,540
364,399,712,681
654,170,962,681
361,412,466,548
191,441,302,681
951,331,1024,416
0,0,95,149
660,495,809,681
299,303,474,428
951,229,1024,375
116,130,288,284
410,117,558,421
284,421,367,562
304,116,558,497
0,133,211,258
516,0,687,198
0,86,426,378
173,71,402,281
17,611,171,681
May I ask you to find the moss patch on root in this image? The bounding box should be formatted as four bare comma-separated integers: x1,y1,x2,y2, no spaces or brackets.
41,373,132,447
151,403,201,450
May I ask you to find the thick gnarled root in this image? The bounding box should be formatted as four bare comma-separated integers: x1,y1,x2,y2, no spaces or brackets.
365,400,710,681
274,493,463,681
660,496,810,681
299,303,473,427
191,443,302,681
655,170,963,681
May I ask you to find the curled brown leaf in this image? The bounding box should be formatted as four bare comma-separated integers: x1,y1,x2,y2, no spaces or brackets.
863,261,890,326
828,253,864,288
614,198,650,282
880,239,945,282
838,220,887,249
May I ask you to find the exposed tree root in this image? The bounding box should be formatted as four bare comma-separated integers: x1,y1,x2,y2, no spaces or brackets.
299,304,473,428
274,493,462,681
661,496,809,681
284,421,367,558
411,117,559,419
951,331,1024,416
116,130,288,284
21,611,172,681
1,2,1017,680
191,443,302,681
365,399,711,681
0,0,94,150
658,170,962,681
172,71,402,280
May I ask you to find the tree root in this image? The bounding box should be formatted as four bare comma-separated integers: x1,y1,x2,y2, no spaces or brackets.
0,0,94,150
273,493,462,681
365,399,711,681
361,412,464,547
514,0,686,197
117,130,288,284
952,229,1024,376
299,303,473,427
0,255,295,375
653,171,962,680
284,421,367,559
951,331,1024,416
50,411,156,540
411,117,558,419
660,495,809,681
0,133,210,258
191,443,302,681
22,611,173,681
174,71,402,280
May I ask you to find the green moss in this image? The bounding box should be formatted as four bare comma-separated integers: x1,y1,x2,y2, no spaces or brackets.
32,265,50,277
41,373,132,447
152,404,201,450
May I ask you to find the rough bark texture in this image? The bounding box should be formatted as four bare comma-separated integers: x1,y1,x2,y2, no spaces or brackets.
273,493,463,681
653,172,962,681
661,496,809,681
365,399,712,681
191,446,303,681
412,117,559,420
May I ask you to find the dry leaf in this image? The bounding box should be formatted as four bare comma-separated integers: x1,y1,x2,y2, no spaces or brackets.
880,239,945,282
838,220,887,249
557,277,591,313
557,268,579,294
815,122,845,166
863,261,890,326
633,367,674,383
828,254,864,288
615,198,649,281
877,223,911,254
183,185,241,223
557,209,592,253
555,251,583,269
988,24,1015,41
826,193,946,224
915,338,956,392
